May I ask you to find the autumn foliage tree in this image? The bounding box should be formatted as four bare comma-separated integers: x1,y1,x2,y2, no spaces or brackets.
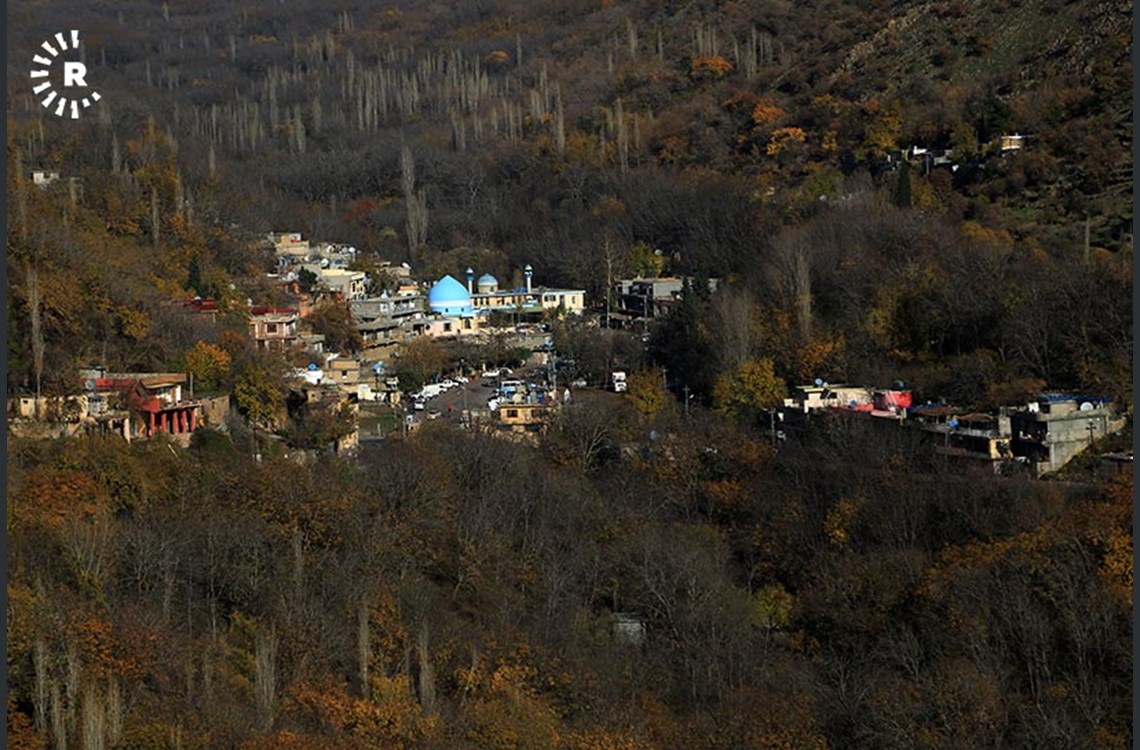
184,341,232,391
306,302,364,355
712,359,787,421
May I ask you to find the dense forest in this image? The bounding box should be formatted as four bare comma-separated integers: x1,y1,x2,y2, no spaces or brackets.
5,0,1134,748
7,416,1134,749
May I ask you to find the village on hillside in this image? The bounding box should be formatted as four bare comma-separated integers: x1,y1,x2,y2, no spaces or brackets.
9,227,1130,479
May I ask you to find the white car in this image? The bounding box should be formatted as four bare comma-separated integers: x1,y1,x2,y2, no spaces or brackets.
442,379,456,389
413,398,425,411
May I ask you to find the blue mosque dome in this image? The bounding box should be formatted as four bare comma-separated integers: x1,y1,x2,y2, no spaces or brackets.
476,273,499,293
428,274,474,316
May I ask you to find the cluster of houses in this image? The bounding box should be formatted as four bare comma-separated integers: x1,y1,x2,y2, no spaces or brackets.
9,368,229,444
778,382,1129,477
256,232,586,353
11,225,1129,476
8,230,593,450
879,133,1031,175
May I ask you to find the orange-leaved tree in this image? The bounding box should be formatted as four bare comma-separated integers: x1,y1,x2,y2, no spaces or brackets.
713,359,787,421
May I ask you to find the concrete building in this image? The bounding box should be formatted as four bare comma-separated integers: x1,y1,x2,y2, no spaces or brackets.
268,232,310,259
318,268,368,301
783,384,876,413
611,276,719,324
352,294,425,325
1011,395,1123,476
248,306,300,350
351,293,425,349
914,411,1014,468
498,397,560,432
326,358,361,392
31,169,61,188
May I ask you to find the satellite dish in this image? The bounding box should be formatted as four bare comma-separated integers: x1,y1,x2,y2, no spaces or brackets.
308,363,319,371
814,378,824,386
1079,402,1094,411
949,418,959,428
848,400,857,408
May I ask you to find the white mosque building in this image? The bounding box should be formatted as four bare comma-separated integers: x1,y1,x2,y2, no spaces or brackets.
464,265,585,316
416,264,585,338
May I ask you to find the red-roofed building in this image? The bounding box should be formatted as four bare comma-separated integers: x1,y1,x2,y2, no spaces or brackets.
79,369,202,439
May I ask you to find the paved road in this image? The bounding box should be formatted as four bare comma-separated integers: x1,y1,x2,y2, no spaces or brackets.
411,371,544,426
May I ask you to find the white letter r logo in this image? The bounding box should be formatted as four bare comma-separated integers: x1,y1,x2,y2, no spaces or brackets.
63,61,87,87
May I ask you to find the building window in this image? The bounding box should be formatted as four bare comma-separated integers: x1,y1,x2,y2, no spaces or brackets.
267,323,278,334
506,409,519,418
444,322,452,332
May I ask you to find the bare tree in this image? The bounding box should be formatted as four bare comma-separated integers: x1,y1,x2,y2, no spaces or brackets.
769,227,813,337
15,147,28,240
710,285,760,373
254,628,277,729
358,594,371,699
401,144,428,262
27,265,44,410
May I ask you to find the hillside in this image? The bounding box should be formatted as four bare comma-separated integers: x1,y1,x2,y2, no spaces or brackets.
7,0,1132,402
4,3,1134,749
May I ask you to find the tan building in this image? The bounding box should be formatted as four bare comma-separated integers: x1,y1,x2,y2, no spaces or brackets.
466,266,586,316
319,269,368,301
248,306,300,350
412,316,486,338
269,232,310,258
327,358,361,391
498,401,557,431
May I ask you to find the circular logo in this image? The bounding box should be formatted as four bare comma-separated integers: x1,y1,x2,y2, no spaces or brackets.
30,30,101,119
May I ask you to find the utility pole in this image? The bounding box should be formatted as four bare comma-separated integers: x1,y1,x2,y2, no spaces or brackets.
683,385,690,419
461,358,468,421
